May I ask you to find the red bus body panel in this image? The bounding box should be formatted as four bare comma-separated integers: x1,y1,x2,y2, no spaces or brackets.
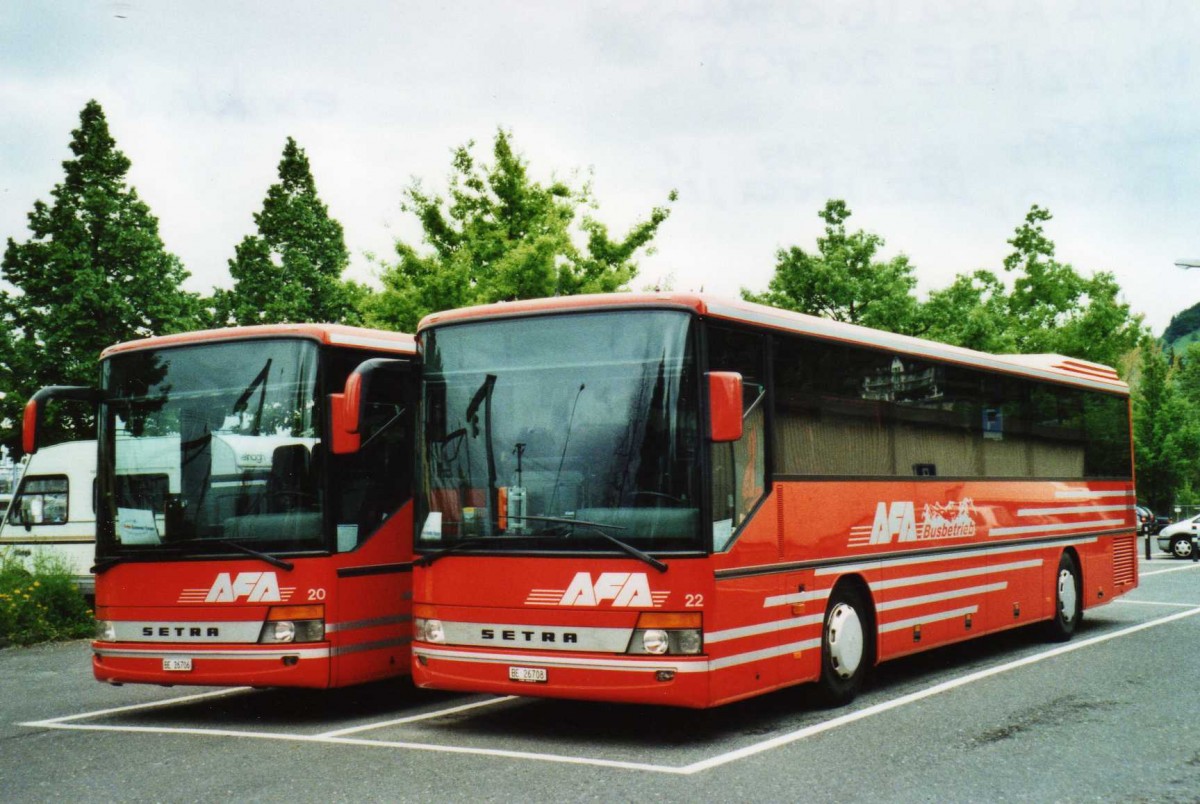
92,503,413,690
413,480,1137,708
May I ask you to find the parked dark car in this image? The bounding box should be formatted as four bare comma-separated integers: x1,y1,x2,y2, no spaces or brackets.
1136,505,1171,536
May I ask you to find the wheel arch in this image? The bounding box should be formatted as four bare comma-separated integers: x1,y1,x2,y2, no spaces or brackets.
827,573,878,666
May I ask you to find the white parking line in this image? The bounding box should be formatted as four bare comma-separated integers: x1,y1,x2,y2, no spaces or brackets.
1140,563,1200,577
25,687,250,726
315,696,516,738
678,604,1200,775
19,604,1200,775
1111,599,1200,608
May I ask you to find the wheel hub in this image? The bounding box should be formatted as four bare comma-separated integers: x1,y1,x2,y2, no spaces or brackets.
827,602,864,679
1057,568,1077,623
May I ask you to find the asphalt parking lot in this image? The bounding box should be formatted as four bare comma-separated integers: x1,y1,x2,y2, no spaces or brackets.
4,549,1200,801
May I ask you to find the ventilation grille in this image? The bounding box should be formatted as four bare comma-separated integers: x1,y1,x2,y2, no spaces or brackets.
1113,535,1137,587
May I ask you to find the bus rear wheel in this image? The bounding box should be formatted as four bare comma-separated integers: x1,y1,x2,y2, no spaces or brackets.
1045,552,1081,642
816,584,872,706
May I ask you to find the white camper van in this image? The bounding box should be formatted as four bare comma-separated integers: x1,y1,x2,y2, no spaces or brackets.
0,441,97,596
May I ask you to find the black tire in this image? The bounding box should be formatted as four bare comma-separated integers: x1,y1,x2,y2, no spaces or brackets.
1045,552,1082,642
815,583,873,706
1170,536,1194,560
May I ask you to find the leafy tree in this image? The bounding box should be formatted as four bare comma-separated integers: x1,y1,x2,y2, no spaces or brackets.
1134,343,1200,512
213,138,362,326
0,100,199,453
918,270,1016,354
997,206,1144,368
914,205,1145,368
741,200,921,334
366,129,676,333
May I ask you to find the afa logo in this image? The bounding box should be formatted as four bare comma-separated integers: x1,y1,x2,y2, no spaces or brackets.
205,572,282,603
850,499,979,547
177,572,296,604
524,572,671,607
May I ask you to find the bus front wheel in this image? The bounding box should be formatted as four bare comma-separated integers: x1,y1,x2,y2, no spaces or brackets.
816,584,873,706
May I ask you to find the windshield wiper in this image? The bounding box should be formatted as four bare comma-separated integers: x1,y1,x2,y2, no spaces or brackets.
415,534,537,567
508,514,668,574
167,538,294,571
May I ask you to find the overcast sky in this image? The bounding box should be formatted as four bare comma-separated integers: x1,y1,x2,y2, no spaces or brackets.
2,1,1197,335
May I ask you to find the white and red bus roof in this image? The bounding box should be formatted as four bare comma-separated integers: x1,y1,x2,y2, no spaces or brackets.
418,292,1127,395
100,323,416,360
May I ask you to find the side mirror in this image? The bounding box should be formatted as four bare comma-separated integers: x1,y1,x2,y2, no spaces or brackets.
329,358,411,455
707,371,744,443
23,385,100,455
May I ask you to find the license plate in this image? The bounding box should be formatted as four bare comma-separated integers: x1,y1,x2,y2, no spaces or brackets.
508,666,547,683
163,658,193,672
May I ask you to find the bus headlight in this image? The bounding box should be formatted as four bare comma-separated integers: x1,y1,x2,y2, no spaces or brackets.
259,605,325,644
642,629,670,655
95,620,116,642
627,612,703,655
416,618,446,644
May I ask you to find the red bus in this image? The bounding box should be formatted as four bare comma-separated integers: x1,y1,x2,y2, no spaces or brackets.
402,293,1138,708
24,324,417,688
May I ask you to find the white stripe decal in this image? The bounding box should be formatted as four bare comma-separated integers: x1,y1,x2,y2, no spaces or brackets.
1054,489,1135,499
1016,504,1132,516
93,646,331,660
708,639,821,670
763,588,833,608
989,537,1096,557
870,560,1042,592
990,519,1124,537
415,646,709,673
879,606,977,634
876,583,1007,612
814,535,1094,576
416,639,823,674
705,614,824,644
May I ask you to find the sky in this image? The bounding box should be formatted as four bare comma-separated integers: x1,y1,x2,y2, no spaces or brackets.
2,1,1198,335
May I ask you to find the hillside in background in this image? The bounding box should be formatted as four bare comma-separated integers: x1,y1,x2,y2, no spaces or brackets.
1164,302,1200,350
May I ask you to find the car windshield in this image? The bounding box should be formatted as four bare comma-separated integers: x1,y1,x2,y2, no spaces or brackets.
418,310,702,553
97,339,322,557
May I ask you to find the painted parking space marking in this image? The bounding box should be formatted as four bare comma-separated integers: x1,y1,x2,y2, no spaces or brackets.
1140,563,1200,577
1111,599,1200,608
315,695,517,738
25,687,250,725
19,604,1200,776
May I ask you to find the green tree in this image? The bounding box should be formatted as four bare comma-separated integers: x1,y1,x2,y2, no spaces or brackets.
918,269,1016,354
0,100,199,453
366,130,676,333
741,200,921,334
997,205,1144,367
1134,343,1200,512
913,205,1145,368
214,138,361,326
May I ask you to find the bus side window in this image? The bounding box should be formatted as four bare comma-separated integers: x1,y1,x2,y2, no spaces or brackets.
708,327,767,551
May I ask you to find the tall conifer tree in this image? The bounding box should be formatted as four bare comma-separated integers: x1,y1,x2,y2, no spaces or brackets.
0,100,198,452
215,138,360,326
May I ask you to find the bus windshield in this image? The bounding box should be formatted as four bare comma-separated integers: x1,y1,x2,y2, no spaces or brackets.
419,310,702,553
98,339,323,557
